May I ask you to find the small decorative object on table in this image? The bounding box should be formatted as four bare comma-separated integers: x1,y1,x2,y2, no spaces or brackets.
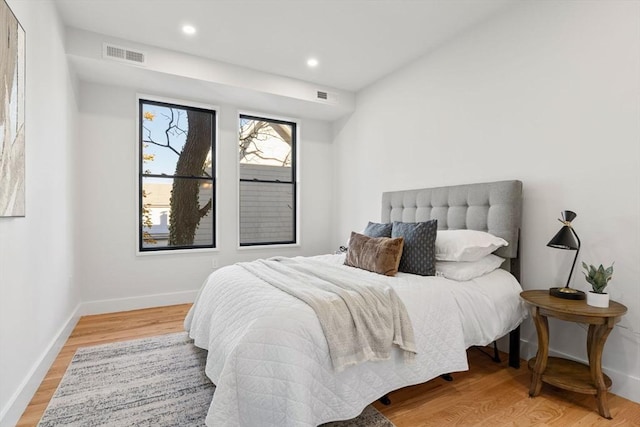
547,210,585,299
583,262,614,308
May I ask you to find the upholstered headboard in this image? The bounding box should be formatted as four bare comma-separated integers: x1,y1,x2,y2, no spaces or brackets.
381,180,523,260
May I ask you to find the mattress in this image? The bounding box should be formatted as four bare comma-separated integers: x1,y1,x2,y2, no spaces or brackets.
185,254,526,426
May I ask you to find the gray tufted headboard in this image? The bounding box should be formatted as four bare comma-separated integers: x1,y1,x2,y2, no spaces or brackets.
381,180,523,261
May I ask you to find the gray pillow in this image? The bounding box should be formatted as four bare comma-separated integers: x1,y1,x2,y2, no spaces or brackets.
391,220,438,276
363,221,393,238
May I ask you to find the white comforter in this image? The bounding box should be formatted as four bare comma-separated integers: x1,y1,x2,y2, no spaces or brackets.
185,254,525,426
238,257,416,371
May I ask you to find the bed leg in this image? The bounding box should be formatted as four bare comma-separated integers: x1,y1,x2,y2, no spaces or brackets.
440,373,453,382
492,341,501,363
509,325,521,369
379,394,391,405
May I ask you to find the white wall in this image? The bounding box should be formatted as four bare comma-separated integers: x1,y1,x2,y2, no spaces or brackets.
332,1,639,402
0,0,79,425
75,82,334,311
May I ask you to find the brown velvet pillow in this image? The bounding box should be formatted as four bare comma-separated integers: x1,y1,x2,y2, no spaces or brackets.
344,232,404,276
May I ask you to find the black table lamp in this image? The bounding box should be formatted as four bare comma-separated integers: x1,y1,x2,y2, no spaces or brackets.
547,210,586,299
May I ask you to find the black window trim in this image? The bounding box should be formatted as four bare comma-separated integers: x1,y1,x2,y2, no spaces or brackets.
138,97,217,253
238,113,298,247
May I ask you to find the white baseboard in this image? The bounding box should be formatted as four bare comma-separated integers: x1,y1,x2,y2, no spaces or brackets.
520,339,640,404
78,290,198,316
0,305,81,427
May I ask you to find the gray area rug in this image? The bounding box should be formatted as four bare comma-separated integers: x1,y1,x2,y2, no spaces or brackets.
39,332,394,427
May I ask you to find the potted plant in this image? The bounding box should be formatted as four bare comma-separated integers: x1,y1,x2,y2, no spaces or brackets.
582,261,614,308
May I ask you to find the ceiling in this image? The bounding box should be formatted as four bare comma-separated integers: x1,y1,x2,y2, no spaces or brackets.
54,0,517,92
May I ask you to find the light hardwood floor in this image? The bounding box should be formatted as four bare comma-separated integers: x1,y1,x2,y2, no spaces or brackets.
18,304,640,426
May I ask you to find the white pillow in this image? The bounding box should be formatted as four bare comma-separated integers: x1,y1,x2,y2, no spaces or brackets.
436,254,505,281
435,230,508,262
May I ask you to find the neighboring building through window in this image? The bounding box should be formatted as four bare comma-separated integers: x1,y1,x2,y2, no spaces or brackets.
139,98,216,251
239,114,296,246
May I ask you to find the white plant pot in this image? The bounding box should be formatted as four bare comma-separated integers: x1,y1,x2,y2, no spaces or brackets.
587,291,609,308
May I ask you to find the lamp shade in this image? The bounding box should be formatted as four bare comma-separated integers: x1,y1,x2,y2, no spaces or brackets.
561,210,577,223
547,226,579,250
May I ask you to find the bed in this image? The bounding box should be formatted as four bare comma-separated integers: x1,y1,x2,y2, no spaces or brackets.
185,180,526,426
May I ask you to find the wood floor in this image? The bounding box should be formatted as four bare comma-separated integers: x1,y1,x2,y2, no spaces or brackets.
18,304,640,427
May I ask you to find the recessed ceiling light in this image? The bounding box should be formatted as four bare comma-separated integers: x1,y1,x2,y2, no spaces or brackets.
307,58,319,68
182,25,196,35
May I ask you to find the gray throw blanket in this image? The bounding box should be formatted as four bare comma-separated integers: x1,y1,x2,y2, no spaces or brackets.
239,257,416,371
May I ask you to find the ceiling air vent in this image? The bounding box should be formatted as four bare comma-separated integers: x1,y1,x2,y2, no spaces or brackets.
102,43,146,65
316,91,328,100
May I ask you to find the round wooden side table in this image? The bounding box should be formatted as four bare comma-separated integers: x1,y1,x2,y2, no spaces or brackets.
520,290,627,419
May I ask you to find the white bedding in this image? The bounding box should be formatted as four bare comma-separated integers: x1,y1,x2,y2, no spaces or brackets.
185,254,526,427
239,257,416,371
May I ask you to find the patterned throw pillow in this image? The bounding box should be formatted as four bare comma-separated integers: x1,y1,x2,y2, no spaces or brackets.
344,232,404,276
391,220,438,276
363,221,393,238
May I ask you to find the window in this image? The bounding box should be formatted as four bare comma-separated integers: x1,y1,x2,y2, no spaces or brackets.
239,114,297,246
139,99,216,251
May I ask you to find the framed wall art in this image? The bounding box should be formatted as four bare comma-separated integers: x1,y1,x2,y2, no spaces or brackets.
1,0,25,217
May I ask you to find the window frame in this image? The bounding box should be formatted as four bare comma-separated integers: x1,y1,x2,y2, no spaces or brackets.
136,94,218,254
237,112,300,248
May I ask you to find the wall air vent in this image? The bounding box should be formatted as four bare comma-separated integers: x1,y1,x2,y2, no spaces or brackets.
314,90,338,105
102,43,146,65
